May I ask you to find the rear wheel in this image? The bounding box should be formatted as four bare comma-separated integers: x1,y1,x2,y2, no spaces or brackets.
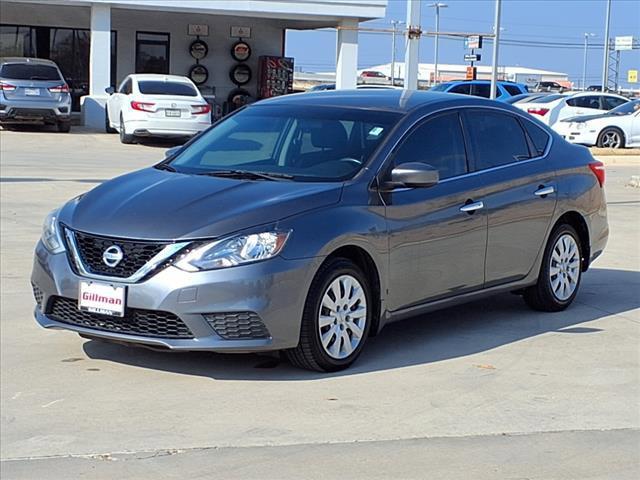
57,121,71,133
119,114,135,144
285,258,371,372
597,127,625,149
523,224,582,312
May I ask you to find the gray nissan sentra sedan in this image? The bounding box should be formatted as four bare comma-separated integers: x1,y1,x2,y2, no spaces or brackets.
31,90,609,372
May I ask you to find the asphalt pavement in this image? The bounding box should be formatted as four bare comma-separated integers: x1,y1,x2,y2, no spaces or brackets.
1,129,638,479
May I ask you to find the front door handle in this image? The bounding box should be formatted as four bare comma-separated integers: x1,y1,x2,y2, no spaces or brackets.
460,201,484,213
534,186,555,197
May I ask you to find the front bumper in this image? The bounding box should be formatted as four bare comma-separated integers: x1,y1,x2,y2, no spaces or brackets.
31,241,320,352
552,124,598,146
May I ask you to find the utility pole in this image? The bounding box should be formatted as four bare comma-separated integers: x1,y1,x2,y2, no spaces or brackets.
582,33,596,90
429,3,447,86
404,0,421,91
489,0,502,99
390,20,404,86
601,0,611,91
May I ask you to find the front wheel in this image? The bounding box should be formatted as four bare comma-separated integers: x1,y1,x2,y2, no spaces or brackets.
105,110,117,133
285,258,372,372
57,121,71,133
523,224,582,312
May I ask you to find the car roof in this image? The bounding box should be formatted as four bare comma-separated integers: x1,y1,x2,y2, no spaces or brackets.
128,74,194,83
0,57,59,66
566,91,628,99
254,89,520,114
440,79,522,86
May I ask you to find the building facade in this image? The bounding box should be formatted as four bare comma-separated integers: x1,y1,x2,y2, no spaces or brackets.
0,0,386,127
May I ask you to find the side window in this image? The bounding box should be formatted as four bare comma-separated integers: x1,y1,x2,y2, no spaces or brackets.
464,110,531,170
601,96,626,110
470,83,493,98
521,119,550,156
448,84,471,95
503,84,523,96
118,78,131,94
566,96,600,109
394,112,468,180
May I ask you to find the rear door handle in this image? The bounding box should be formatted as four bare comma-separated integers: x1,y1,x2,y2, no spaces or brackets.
460,201,484,213
534,186,555,197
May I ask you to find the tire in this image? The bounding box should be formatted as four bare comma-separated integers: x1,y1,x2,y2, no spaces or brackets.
523,224,582,312
285,258,372,372
597,127,625,149
119,114,135,144
57,121,71,133
105,110,117,134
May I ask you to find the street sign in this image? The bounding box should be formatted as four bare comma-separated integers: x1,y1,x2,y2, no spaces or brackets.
614,36,634,51
629,70,638,83
465,35,483,49
464,54,481,62
466,66,477,80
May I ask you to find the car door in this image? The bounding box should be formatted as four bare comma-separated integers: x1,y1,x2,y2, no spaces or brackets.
462,109,557,287
628,110,640,146
382,111,487,311
108,77,131,124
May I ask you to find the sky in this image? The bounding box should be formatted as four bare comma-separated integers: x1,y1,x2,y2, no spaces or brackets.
285,0,640,88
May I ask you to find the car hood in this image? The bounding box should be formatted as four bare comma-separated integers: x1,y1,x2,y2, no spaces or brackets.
60,168,343,240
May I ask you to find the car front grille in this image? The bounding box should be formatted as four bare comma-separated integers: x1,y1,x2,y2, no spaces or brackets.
71,230,169,278
204,312,270,340
31,282,44,310
48,296,194,339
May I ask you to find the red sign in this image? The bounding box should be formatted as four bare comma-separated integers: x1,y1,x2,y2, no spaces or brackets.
258,56,294,99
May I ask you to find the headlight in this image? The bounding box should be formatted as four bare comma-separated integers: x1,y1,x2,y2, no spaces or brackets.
573,122,586,130
41,209,65,254
175,230,291,271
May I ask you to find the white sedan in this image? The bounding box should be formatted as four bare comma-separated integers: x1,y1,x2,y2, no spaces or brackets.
515,91,629,126
553,99,640,148
105,74,211,144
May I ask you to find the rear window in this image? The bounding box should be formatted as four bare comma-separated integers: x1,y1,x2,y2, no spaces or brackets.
534,94,566,104
137,81,197,96
0,63,61,81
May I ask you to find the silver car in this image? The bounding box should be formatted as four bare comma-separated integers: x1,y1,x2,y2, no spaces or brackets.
0,57,72,132
31,90,609,371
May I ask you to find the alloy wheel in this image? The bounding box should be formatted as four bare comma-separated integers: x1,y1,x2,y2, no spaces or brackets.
601,130,621,148
318,274,367,360
549,233,580,301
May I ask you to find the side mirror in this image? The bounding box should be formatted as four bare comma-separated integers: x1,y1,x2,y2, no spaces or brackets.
105,86,115,95
385,162,439,189
165,146,182,159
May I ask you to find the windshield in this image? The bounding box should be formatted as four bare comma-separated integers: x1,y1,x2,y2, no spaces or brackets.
138,81,198,96
0,63,61,81
167,105,401,182
430,83,451,92
610,100,639,115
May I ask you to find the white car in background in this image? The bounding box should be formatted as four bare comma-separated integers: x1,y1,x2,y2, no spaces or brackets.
515,91,629,126
553,99,640,149
105,74,211,144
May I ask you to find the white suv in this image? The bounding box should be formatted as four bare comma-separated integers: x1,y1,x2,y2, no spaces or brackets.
105,74,211,144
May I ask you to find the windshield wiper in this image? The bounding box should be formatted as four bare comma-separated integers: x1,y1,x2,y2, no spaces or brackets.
155,163,177,172
197,170,293,181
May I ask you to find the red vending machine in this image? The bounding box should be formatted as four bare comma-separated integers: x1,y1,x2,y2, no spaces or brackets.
258,56,294,99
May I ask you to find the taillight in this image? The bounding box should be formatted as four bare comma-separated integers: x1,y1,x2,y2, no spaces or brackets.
0,82,16,92
527,107,549,116
589,161,605,187
48,84,69,93
191,104,211,115
131,101,155,112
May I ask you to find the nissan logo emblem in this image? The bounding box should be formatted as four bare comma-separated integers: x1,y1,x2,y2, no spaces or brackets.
103,245,124,267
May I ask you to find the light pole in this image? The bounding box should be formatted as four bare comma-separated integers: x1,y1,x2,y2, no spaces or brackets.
582,33,596,90
428,3,447,86
390,20,404,86
489,0,502,100
601,0,611,92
